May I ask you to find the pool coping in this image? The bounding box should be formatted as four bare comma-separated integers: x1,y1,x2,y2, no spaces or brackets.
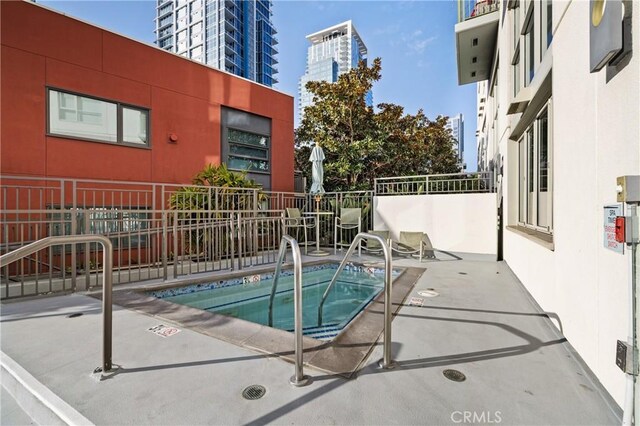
92,261,425,378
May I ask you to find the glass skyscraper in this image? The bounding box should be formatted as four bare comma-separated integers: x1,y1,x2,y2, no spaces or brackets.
446,113,465,167
155,0,278,87
298,20,370,119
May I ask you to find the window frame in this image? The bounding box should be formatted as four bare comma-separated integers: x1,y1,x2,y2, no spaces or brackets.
46,87,151,149
540,0,553,58
522,3,535,87
517,101,553,234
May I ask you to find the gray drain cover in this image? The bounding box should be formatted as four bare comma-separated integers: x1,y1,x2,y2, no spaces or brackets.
242,385,266,400
443,369,466,382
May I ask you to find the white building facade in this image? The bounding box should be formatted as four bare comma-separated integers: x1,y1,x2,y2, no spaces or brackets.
456,0,639,407
298,20,371,119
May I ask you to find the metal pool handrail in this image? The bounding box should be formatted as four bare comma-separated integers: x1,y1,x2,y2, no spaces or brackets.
317,232,396,369
268,234,310,387
0,235,114,373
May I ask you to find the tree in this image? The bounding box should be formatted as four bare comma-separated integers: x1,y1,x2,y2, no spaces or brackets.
295,58,461,192
167,164,264,259
169,164,262,212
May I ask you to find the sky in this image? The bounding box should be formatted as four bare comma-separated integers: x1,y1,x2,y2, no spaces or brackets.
39,0,478,171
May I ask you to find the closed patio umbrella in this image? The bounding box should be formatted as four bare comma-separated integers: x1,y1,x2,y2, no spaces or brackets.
309,142,325,195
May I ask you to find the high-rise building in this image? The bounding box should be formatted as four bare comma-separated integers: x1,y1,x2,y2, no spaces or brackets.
155,0,278,87
446,113,465,167
298,20,370,118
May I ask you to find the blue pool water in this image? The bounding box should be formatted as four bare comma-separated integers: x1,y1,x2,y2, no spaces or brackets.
148,263,399,340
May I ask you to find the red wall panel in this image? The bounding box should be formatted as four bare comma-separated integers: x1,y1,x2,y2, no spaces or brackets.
46,138,152,181
150,86,220,183
0,1,103,71
1,46,47,176
46,58,151,108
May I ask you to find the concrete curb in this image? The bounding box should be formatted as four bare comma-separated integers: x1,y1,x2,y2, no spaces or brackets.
0,351,94,426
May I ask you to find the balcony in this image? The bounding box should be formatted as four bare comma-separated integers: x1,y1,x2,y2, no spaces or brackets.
455,0,500,85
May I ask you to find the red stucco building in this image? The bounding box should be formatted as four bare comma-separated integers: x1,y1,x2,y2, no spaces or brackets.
0,0,295,192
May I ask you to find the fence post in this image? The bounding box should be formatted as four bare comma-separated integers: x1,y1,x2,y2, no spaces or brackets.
172,211,178,280
253,189,258,215
229,215,235,271
237,213,243,270
162,212,168,281
71,180,78,291
84,211,91,289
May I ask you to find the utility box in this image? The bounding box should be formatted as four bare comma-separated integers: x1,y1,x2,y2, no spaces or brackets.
617,176,640,203
616,340,635,374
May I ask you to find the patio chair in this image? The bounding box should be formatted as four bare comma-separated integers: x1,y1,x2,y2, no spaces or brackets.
390,231,436,261
282,208,315,254
362,230,391,255
334,208,362,256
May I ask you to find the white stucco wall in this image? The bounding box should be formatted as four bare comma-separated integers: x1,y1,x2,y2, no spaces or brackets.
373,193,497,255
501,1,640,405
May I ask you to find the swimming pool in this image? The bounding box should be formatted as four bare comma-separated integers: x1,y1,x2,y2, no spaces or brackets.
148,263,400,340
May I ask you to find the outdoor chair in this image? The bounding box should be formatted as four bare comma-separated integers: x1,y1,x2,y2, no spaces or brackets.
282,208,315,254
390,231,436,261
362,230,391,255
334,208,362,256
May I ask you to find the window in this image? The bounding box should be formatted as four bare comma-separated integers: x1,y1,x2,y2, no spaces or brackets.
158,15,172,28
512,44,520,97
540,0,553,57
518,103,552,232
122,107,149,145
524,13,535,86
227,129,270,172
158,3,172,16
512,4,521,97
48,89,149,147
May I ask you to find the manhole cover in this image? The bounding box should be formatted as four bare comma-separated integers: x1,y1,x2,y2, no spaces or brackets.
66,313,83,318
242,385,266,400
418,290,439,298
443,369,466,382
458,272,468,275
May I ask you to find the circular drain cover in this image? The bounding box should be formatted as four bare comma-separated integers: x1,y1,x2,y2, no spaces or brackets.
66,313,83,318
418,290,439,298
242,385,266,400
443,369,466,382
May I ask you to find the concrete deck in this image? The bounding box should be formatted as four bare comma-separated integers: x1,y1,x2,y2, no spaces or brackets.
1,253,622,425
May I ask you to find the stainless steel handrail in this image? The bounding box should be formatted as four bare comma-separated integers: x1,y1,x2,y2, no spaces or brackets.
0,235,114,373
267,234,310,387
317,232,396,369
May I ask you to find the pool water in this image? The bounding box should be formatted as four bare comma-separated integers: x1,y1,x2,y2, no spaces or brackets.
148,264,397,340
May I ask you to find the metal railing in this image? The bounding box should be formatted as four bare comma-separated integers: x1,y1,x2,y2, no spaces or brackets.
0,235,114,373
317,232,396,369
0,175,371,298
375,172,495,196
268,235,310,387
458,0,500,23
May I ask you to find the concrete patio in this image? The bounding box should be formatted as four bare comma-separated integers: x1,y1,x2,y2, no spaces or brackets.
1,253,622,425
